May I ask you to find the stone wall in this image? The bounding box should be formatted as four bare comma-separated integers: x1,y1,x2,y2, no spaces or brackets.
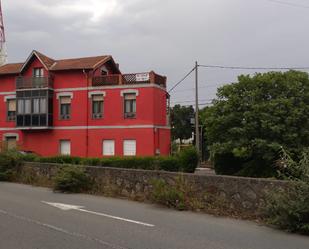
17,162,290,219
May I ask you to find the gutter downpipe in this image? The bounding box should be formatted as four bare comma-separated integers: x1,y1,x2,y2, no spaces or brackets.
83,69,89,157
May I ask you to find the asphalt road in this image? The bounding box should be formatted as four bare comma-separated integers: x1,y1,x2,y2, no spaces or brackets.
0,182,308,249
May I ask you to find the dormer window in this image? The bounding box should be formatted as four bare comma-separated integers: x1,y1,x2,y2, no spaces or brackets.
101,66,108,76
33,67,44,77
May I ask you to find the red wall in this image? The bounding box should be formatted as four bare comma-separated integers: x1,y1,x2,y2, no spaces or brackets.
0,55,171,157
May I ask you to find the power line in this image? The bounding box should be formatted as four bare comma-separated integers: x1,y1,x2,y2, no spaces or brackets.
173,83,226,93
198,64,309,70
266,0,309,9
168,67,195,93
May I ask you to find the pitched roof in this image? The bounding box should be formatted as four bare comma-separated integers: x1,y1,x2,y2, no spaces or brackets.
50,55,110,71
0,51,115,75
0,63,23,75
34,50,55,69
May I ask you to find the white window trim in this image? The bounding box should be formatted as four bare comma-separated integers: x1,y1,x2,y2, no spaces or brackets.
4,95,16,102
120,89,139,97
3,133,19,141
56,92,73,99
88,91,106,98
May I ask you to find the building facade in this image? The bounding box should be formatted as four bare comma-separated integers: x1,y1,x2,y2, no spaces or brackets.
0,51,171,157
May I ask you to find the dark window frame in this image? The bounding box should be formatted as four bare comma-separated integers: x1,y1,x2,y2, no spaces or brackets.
123,93,136,119
6,98,16,122
91,94,104,119
59,96,71,120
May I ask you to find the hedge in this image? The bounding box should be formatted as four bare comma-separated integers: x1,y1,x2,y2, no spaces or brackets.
19,147,199,173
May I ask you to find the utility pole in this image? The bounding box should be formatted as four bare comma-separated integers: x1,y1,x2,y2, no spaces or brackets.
0,0,6,65
195,61,200,157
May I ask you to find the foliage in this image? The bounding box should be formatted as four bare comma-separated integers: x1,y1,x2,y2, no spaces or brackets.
150,177,201,210
0,150,22,181
264,182,309,234
53,166,92,193
151,178,186,210
276,148,309,182
177,146,199,173
171,104,195,143
203,70,309,177
264,148,309,234
20,153,198,173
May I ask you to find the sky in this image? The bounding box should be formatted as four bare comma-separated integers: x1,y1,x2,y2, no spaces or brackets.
2,0,309,107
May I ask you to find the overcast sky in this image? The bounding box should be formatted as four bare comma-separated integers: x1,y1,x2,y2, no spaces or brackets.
2,0,309,106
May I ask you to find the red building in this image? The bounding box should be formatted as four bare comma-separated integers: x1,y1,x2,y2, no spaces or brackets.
0,51,171,157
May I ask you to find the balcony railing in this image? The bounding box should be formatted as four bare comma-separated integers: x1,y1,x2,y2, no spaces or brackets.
92,72,167,88
16,76,54,90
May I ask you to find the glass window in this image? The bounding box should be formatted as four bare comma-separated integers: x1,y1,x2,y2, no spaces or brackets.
33,98,40,114
60,140,71,155
124,93,136,118
33,67,44,77
24,99,31,114
123,140,136,156
103,140,115,156
40,98,47,113
60,96,71,120
17,99,24,114
7,99,16,121
92,94,104,119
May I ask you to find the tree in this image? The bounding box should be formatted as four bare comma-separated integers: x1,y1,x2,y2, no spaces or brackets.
204,70,309,177
170,105,194,143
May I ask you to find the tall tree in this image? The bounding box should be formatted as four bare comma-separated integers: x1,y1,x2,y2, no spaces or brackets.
170,105,195,143
204,70,309,177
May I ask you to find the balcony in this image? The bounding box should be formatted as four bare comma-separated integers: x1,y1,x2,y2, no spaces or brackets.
16,76,54,90
92,72,167,88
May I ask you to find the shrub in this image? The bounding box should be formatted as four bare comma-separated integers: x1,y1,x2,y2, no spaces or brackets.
177,147,199,173
39,155,82,165
264,182,309,234
53,166,92,193
151,178,186,210
150,177,202,210
20,153,198,173
0,151,21,181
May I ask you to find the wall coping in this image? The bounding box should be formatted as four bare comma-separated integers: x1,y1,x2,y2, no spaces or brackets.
23,161,289,184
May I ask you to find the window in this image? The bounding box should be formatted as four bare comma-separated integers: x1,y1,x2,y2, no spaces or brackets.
124,93,136,118
101,66,108,76
103,140,115,156
7,99,16,121
24,99,31,114
60,140,71,155
123,140,136,156
33,98,47,114
33,98,40,114
6,136,17,150
60,96,71,120
17,99,24,114
33,67,44,77
92,94,104,119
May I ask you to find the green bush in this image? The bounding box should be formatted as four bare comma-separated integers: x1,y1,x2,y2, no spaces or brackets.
264,182,309,234
151,178,186,210
19,149,200,173
177,147,199,173
53,166,92,193
0,151,21,181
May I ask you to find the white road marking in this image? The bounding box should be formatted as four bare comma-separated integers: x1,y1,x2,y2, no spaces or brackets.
0,209,128,249
42,201,155,227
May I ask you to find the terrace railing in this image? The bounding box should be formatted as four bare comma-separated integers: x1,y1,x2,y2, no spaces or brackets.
16,76,54,90
92,72,166,88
